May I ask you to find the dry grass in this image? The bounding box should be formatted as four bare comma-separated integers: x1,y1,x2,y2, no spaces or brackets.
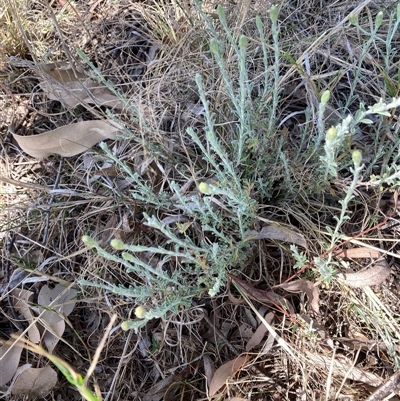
1,0,400,400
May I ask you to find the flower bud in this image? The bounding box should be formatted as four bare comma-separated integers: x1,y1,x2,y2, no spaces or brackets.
239,35,248,50
122,252,134,262
198,182,211,194
209,38,219,54
349,14,358,25
352,149,362,166
320,90,330,104
270,5,279,22
375,11,383,28
110,238,125,250
82,235,96,248
135,306,147,319
326,127,337,142
121,321,130,331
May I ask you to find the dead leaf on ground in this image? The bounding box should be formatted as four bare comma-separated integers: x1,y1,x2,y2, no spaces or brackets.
227,279,244,305
306,351,383,387
37,284,78,352
227,273,295,315
336,259,391,288
0,331,23,386
209,355,249,397
0,364,33,399
39,62,124,109
277,280,320,315
11,289,41,344
11,365,58,398
230,398,247,401
203,354,215,391
335,247,381,258
247,224,307,248
13,120,122,158
246,312,274,352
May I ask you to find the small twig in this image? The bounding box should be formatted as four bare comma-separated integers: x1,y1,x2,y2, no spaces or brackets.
365,369,400,401
42,157,64,245
4,234,24,330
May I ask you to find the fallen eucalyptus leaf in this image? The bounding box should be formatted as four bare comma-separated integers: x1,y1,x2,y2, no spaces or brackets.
0,331,23,386
12,365,58,398
13,120,122,158
246,312,274,352
203,354,215,392
228,273,295,315
11,289,41,343
209,355,249,397
336,259,390,288
40,62,124,109
247,224,307,248
0,364,32,399
277,280,320,315
38,284,78,352
335,247,381,259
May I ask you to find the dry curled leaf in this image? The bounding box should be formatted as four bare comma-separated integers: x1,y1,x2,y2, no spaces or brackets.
12,365,58,398
209,355,249,397
247,224,307,248
246,312,274,352
277,280,320,315
37,284,78,352
228,273,295,315
13,120,122,158
11,289,41,344
40,62,124,109
0,331,23,386
336,259,390,288
203,354,215,391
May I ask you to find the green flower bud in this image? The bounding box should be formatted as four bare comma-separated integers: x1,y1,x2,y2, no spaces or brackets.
122,252,134,262
326,127,337,142
209,38,219,54
121,321,130,331
320,90,330,104
352,149,362,166
375,11,383,28
198,182,211,194
135,306,147,319
82,235,96,248
110,238,125,250
349,14,358,25
239,35,248,50
270,5,279,22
